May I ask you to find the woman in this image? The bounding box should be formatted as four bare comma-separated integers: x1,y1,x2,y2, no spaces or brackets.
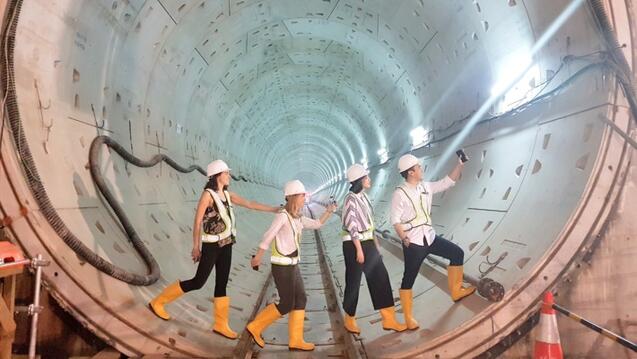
149,160,279,339
247,180,336,351
341,164,406,334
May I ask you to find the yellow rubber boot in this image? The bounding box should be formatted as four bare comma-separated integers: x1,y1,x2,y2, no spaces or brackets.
246,303,282,348
344,314,361,334
447,265,476,301
379,307,407,332
148,281,184,320
399,289,419,330
288,310,315,351
212,296,238,339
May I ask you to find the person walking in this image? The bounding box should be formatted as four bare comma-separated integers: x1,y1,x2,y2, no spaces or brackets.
149,160,279,339
247,180,336,351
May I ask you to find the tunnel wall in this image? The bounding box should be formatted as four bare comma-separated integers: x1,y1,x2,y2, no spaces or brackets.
0,0,634,357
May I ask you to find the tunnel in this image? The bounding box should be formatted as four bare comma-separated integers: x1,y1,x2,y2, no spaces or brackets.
0,0,636,357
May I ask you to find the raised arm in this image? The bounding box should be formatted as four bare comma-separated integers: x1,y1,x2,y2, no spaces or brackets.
429,158,463,194
448,158,464,182
318,203,337,225
301,203,337,230
230,192,280,213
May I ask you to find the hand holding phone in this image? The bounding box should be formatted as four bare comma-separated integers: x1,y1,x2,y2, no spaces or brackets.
251,255,259,271
456,149,469,163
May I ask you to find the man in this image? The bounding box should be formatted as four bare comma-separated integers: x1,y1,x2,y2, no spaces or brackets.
391,154,475,330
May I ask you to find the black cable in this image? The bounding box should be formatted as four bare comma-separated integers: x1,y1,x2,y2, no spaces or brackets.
0,0,19,151
0,0,162,285
424,61,610,149
588,0,637,124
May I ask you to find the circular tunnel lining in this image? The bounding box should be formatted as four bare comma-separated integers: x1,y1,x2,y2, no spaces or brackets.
1,0,635,357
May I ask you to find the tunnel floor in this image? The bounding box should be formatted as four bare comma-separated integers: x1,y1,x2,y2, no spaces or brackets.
225,204,492,358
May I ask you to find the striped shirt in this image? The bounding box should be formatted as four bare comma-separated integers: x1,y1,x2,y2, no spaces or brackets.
341,192,374,242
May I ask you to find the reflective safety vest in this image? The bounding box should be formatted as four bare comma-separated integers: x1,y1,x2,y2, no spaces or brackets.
270,210,301,266
396,185,432,231
341,192,375,241
201,189,237,242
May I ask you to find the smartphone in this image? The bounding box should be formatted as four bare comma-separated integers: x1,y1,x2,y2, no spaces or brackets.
456,149,469,163
251,255,259,271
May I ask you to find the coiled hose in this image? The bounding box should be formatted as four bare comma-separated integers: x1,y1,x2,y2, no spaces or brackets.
0,0,263,285
89,135,211,285
1,0,151,285
1,0,161,285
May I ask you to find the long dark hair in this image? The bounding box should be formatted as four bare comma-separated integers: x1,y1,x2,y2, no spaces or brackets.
349,177,364,194
204,173,228,192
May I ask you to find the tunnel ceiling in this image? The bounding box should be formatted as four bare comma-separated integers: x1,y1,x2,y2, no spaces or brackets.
130,0,511,189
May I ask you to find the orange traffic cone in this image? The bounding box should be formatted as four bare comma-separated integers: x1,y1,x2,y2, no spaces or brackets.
534,292,563,359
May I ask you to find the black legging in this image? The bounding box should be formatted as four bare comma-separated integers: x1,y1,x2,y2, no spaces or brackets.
401,235,464,290
179,242,232,297
342,240,395,316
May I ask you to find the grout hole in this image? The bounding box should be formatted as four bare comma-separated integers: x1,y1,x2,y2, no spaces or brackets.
517,257,531,269
480,246,491,256
575,154,589,171
113,243,125,254
95,221,105,234
502,187,512,200
543,133,551,149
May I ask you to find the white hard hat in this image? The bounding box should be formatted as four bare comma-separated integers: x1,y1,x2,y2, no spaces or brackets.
207,160,231,177
284,180,306,196
347,164,369,182
398,154,419,172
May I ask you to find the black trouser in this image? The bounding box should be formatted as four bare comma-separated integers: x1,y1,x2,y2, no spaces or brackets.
271,264,306,315
342,240,395,316
400,235,464,290
179,242,232,297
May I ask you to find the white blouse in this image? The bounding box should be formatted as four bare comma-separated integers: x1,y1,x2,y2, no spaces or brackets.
390,176,455,246
259,211,321,255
